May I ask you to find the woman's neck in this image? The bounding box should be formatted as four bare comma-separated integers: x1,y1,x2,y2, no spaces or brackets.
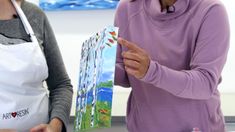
160,0,176,11
0,0,21,20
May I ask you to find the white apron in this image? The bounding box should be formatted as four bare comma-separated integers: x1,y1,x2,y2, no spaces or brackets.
0,0,49,131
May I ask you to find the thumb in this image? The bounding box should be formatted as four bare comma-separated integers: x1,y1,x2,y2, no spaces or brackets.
30,124,47,132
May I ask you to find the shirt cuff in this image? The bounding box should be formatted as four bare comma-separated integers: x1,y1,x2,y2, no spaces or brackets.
140,60,160,84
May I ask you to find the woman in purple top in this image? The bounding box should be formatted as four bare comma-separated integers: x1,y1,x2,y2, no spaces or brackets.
114,0,230,131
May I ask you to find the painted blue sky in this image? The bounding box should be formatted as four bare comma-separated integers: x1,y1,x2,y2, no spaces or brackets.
40,0,119,11
99,27,118,82
102,45,117,72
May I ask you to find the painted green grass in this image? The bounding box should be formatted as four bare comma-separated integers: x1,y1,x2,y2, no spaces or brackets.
74,101,112,132
96,80,113,88
74,81,113,132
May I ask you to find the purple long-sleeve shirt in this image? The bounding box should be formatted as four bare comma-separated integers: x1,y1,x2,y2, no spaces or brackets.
114,0,230,131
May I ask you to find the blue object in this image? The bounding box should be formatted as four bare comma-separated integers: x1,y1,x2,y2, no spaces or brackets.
40,0,119,11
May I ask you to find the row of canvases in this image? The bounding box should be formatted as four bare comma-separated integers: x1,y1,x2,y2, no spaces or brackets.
37,0,120,11
75,26,119,131
34,0,120,131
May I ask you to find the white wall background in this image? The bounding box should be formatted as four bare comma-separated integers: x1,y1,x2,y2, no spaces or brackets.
27,0,235,116
218,0,235,93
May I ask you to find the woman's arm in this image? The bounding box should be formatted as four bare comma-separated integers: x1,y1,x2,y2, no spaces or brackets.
114,0,131,88
120,4,230,100
42,13,73,131
144,5,229,100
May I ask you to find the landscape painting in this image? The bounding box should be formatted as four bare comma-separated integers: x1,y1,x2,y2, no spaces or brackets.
40,0,119,11
74,26,118,131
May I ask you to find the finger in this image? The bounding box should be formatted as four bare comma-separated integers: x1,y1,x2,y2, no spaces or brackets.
122,51,141,62
118,38,141,52
30,124,47,132
123,59,140,69
125,66,138,77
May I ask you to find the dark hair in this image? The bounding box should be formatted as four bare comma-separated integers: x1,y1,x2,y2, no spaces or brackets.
130,0,136,2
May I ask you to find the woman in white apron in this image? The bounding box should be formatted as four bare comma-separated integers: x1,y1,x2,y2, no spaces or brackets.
0,0,73,132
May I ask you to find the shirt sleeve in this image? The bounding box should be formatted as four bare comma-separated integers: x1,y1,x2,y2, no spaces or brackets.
114,0,131,88
140,4,230,100
42,13,73,131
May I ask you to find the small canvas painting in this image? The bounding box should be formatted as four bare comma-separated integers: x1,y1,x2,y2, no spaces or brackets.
39,0,119,11
74,26,118,131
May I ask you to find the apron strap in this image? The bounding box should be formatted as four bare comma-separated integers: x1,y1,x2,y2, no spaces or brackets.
11,0,38,43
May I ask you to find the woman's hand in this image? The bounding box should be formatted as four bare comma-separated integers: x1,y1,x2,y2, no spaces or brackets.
30,118,63,132
30,124,55,132
118,38,150,79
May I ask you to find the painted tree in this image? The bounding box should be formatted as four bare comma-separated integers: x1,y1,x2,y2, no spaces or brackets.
75,26,118,131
